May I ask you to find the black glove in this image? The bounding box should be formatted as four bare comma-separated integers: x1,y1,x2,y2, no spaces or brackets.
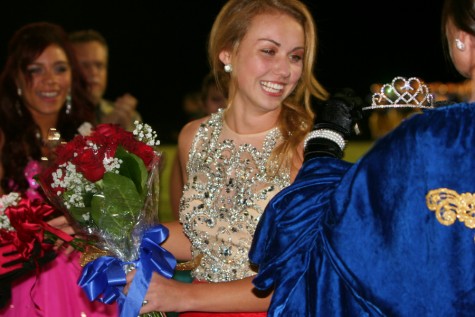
304,88,364,161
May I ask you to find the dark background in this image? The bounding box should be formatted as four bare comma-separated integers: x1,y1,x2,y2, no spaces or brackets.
1,0,464,143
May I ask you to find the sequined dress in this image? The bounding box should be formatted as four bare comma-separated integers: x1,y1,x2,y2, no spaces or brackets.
180,109,290,283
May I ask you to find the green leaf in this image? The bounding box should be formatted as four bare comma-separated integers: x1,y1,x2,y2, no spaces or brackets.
69,205,92,226
90,172,143,240
115,146,148,195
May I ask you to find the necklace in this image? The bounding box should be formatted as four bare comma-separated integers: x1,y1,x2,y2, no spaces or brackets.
36,128,61,145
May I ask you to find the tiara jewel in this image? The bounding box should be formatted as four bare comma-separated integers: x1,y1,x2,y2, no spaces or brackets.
363,76,434,110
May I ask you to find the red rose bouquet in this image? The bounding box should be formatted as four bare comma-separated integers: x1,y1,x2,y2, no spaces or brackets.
38,122,176,317
0,192,75,307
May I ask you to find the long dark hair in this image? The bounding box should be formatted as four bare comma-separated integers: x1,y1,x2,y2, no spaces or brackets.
0,22,95,193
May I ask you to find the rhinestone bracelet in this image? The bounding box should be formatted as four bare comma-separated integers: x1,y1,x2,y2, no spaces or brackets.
304,129,346,151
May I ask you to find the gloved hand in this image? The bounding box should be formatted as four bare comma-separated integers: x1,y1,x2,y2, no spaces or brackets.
304,88,364,161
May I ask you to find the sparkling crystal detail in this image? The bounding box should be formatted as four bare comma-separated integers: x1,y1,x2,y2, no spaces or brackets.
179,109,290,282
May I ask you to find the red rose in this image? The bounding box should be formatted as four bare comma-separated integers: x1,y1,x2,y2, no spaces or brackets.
134,143,156,168
37,165,61,194
94,124,133,142
72,147,106,182
118,137,156,168
94,123,121,137
55,135,87,164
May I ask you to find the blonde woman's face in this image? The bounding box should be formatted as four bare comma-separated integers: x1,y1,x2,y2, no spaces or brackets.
230,13,304,114
19,44,72,118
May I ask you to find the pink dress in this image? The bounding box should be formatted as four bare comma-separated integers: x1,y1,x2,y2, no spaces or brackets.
1,161,118,316
0,251,118,316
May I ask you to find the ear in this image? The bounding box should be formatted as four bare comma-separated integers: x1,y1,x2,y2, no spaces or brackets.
219,50,232,65
457,30,472,48
465,32,475,50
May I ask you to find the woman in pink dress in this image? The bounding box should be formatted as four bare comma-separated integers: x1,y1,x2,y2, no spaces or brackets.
0,22,117,316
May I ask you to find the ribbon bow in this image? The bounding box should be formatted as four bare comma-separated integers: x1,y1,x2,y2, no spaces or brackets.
77,224,176,317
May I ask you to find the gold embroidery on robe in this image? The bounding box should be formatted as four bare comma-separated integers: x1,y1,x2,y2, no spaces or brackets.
426,188,475,235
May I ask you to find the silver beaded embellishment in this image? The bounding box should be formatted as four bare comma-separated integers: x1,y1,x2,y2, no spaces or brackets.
304,129,346,151
180,109,290,282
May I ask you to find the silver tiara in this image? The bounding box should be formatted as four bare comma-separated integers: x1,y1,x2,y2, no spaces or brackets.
363,76,434,110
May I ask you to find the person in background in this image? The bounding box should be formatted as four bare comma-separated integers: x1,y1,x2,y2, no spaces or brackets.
0,22,117,316
200,71,227,116
69,29,142,131
249,0,475,315
128,0,328,315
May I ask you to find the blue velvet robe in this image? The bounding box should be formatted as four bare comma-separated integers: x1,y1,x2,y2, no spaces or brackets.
249,102,475,316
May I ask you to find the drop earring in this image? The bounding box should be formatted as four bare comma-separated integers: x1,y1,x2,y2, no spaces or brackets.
16,87,23,116
455,38,465,51
65,93,72,115
15,102,22,116
224,64,233,73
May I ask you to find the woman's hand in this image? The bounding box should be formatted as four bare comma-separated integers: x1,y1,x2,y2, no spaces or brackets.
125,271,271,314
47,215,76,254
125,270,191,314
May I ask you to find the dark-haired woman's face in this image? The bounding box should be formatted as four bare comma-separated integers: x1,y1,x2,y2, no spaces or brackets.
18,44,72,119
446,19,471,78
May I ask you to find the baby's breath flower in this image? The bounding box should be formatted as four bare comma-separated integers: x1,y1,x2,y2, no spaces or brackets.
133,121,160,146
0,192,20,212
51,162,99,208
103,156,122,173
0,214,13,231
0,192,20,231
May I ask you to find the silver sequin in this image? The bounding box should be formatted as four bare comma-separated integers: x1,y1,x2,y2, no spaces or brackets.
180,109,290,282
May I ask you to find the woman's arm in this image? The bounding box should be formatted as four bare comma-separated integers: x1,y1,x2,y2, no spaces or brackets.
169,154,183,220
140,274,271,314
161,117,209,261
160,220,192,261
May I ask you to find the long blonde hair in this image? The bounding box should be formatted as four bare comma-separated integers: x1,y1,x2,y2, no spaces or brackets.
208,0,328,173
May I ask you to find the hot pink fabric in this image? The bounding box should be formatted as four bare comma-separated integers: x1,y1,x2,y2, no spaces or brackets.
0,251,117,316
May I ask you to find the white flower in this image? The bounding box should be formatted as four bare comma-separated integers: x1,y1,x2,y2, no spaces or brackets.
103,156,122,172
77,122,93,136
0,192,20,231
0,192,20,213
51,162,99,209
132,121,160,146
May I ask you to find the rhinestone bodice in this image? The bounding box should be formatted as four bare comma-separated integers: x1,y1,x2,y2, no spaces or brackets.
179,109,290,282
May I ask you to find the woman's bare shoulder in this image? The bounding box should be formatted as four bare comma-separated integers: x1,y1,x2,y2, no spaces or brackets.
178,116,209,142
177,116,210,159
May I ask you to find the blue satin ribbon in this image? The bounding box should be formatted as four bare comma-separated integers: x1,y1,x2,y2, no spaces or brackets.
78,256,127,304
77,224,177,316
